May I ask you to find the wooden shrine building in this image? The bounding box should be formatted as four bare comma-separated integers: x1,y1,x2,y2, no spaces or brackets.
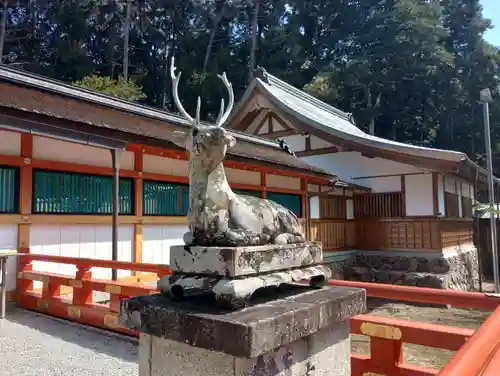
225,68,499,290
0,66,339,299
0,64,495,294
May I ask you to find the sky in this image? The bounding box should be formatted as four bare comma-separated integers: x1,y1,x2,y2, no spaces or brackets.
482,0,500,47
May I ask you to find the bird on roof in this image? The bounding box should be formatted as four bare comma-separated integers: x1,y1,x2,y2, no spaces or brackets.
278,139,296,157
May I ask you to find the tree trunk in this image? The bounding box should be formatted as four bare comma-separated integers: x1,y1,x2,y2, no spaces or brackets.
123,0,132,81
0,0,8,64
248,0,259,84
202,8,224,74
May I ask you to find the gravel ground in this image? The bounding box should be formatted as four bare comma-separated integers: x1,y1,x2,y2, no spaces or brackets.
0,304,138,376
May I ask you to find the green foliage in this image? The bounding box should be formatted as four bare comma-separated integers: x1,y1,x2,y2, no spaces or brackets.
1,0,499,171
73,75,146,101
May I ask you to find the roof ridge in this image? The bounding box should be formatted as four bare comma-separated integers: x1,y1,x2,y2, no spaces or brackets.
259,69,353,121
0,65,281,150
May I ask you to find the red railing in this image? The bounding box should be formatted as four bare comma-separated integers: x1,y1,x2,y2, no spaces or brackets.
14,255,500,375
17,254,170,335
328,280,500,376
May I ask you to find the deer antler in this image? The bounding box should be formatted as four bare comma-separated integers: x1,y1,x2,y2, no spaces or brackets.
215,72,234,127
170,56,201,126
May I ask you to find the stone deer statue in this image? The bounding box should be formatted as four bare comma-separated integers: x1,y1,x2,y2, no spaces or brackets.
169,57,305,247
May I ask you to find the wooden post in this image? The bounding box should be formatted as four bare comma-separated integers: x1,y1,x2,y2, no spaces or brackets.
73,264,92,306
432,172,439,215
401,175,406,217
260,170,266,199
17,134,33,302
133,150,143,273
111,149,121,281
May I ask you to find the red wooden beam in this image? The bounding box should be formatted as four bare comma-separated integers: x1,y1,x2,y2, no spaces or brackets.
22,254,171,275
351,315,473,352
328,279,500,310
438,305,500,376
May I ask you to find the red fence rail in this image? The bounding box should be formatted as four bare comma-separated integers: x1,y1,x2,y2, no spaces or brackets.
13,255,500,375
17,254,170,335
328,280,500,376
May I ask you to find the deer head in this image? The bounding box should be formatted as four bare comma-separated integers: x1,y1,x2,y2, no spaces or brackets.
170,56,236,173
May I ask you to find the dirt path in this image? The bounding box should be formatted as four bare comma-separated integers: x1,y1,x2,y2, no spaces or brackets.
352,298,492,370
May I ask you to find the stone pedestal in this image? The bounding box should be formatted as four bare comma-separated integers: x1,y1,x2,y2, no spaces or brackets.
120,286,366,376
161,242,332,309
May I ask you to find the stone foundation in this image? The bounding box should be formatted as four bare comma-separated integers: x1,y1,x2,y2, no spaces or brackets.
324,246,480,291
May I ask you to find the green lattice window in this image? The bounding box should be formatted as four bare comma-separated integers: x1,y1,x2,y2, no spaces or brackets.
33,170,133,214
232,189,261,198
0,166,18,213
143,181,189,216
267,192,302,217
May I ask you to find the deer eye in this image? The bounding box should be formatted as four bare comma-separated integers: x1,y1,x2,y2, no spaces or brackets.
192,128,199,137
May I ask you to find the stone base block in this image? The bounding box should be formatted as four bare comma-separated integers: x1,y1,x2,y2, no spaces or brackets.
170,241,323,277
120,286,366,358
342,246,480,291
159,265,332,309
139,321,351,376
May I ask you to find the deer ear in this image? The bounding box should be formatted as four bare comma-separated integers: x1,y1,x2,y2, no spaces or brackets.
171,131,187,148
225,134,236,148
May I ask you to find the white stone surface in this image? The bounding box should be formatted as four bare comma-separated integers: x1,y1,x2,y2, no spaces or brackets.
139,320,350,376
170,242,323,277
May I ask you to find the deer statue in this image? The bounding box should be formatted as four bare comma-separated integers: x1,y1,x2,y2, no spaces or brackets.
169,57,305,247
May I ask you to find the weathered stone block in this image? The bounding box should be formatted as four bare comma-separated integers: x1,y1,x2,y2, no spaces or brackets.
139,320,351,376
170,241,323,277
120,286,366,358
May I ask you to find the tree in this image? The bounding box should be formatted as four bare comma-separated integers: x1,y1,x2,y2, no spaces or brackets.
73,75,146,101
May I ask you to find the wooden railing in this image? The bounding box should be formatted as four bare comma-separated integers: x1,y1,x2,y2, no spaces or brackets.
17,254,170,335
15,255,500,375
440,218,474,250
354,192,404,218
355,217,474,251
357,217,442,250
309,219,355,250
329,279,500,376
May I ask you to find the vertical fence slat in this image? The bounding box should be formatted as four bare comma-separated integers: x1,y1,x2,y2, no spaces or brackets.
32,170,132,215
0,167,16,213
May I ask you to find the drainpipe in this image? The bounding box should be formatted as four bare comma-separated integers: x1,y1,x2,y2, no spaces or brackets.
111,149,122,281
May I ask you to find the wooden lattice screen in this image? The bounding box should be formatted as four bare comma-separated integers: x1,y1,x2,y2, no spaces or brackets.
445,192,460,217
319,196,346,219
461,196,473,218
354,192,404,218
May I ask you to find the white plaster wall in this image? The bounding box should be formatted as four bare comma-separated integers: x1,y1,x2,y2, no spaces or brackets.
142,154,188,176
281,135,332,152
30,224,134,287
33,136,134,170
307,184,319,193
142,225,188,265
346,200,354,219
444,175,457,193
225,168,260,185
361,176,401,193
0,130,21,156
309,196,320,219
247,110,269,134
405,174,433,216
438,174,445,216
281,134,305,151
310,135,332,149
266,174,301,190
270,117,285,131
462,182,472,198
0,225,18,291
302,152,421,189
